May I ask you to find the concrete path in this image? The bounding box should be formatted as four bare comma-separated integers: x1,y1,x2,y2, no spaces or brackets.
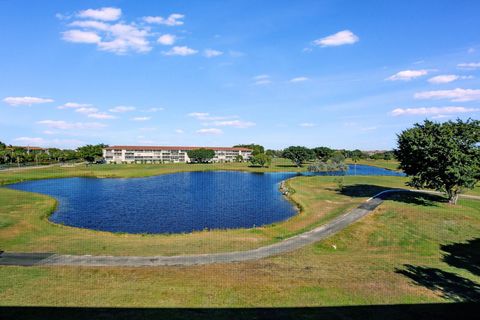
1,189,479,267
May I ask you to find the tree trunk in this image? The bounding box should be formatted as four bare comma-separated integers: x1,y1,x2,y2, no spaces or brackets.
446,188,459,205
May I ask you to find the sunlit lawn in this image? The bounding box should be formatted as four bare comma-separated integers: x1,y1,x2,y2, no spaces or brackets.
1,168,479,307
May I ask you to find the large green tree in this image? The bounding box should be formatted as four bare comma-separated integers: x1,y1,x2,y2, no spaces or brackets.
312,146,334,161
282,146,314,167
233,144,264,156
187,148,215,163
395,119,480,204
77,144,108,162
249,153,272,167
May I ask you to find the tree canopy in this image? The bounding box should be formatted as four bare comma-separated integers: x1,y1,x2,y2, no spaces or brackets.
77,144,108,162
249,153,272,167
395,119,480,204
312,146,334,161
187,148,215,163
233,144,264,156
282,146,314,167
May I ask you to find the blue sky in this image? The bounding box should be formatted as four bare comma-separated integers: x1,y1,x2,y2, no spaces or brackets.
1,0,479,150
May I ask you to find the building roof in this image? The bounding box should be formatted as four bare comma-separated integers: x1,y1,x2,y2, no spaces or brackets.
104,146,253,152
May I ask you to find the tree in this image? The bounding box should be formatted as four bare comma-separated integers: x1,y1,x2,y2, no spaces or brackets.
313,146,334,161
282,146,313,167
234,155,244,162
308,161,347,172
266,149,282,158
249,153,272,167
395,119,480,205
351,153,360,176
187,148,215,163
233,144,264,156
331,151,346,164
77,144,108,162
0,141,6,150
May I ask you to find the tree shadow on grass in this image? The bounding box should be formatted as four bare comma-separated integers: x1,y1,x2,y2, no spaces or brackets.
1,303,479,320
395,264,480,302
442,238,480,277
339,184,446,206
275,164,300,168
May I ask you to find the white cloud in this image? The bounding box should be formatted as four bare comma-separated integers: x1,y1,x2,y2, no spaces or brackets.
414,88,480,102
145,107,164,112
391,106,479,116
3,96,54,106
132,116,151,121
69,20,110,31
109,106,136,113
143,14,185,26
299,123,316,127
14,137,45,145
253,74,271,85
14,137,85,148
468,48,476,54
58,102,93,109
63,15,151,54
97,23,151,54
290,77,309,83
386,69,428,81
313,30,359,47
457,62,480,69
427,75,473,84
175,129,184,134
37,120,106,130
204,49,223,58
87,112,116,119
157,34,176,45
162,46,198,56
75,107,98,114
196,128,223,135
211,120,255,128
189,113,254,128
188,112,236,121
188,112,210,119
77,7,121,21
62,30,101,43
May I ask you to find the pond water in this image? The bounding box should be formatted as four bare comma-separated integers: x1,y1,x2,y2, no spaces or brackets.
6,165,404,234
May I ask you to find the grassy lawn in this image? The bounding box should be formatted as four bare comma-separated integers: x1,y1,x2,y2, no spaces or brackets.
346,158,400,171
1,172,479,307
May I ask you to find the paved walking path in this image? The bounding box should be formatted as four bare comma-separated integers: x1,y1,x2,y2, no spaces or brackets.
1,189,479,267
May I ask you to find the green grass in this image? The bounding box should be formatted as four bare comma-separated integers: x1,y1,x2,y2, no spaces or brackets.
346,158,400,171
1,173,479,307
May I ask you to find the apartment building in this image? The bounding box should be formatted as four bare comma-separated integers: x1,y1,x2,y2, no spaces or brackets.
102,146,253,164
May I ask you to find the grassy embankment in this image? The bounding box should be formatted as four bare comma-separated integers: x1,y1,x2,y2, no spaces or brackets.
0,174,479,307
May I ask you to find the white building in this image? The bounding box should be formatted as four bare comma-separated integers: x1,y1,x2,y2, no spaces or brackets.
102,146,253,164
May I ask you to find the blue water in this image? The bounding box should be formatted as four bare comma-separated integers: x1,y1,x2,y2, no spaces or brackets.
6,165,403,234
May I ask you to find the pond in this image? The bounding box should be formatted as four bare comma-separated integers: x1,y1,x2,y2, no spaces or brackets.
6,165,404,234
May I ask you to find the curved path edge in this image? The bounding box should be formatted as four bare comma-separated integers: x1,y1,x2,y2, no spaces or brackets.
1,190,479,267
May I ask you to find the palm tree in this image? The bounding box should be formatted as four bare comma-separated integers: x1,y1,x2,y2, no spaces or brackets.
351,155,360,176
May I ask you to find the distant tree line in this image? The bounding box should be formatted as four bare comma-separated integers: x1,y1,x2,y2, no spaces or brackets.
234,143,395,169
0,141,107,166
